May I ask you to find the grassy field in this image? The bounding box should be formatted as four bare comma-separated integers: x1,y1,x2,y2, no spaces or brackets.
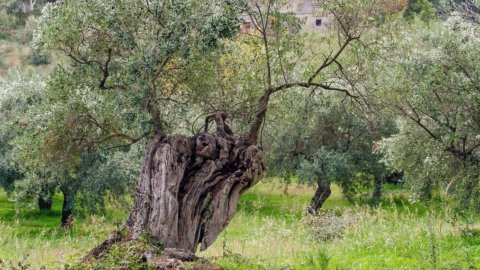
0,181,479,269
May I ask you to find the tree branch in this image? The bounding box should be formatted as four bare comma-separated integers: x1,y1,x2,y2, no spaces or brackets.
99,48,113,89
73,132,146,145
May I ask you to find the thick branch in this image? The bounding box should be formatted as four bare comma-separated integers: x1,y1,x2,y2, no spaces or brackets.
247,81,357,144
146,100,164,137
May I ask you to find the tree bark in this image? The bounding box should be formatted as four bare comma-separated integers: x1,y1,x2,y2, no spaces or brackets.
371,175,384,205
38,182,55,212
127,126,265,252
38,195,53,212
60,187,76,228
307,177,331,214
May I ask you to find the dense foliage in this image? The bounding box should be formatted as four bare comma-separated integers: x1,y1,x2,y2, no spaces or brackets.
267,92,397,201
0,70,44,194
375,16,480,210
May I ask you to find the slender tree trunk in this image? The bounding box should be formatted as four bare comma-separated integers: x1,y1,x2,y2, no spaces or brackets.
421,176,433,201
127,127,265,252
38,196,53,212
38,182,55,212
60,188,76,228
21,0,36,14
307,176,331,214
371,175,384,204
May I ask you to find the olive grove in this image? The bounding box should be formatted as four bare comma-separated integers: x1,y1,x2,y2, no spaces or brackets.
25,0,389,254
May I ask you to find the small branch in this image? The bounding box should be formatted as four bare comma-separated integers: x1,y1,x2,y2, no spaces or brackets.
269,81,358,98
74,132,146,145
245,1,361,145
204,112,234,136
99,48,113,89
307,36,359,85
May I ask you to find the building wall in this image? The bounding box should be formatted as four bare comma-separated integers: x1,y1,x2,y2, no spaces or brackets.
241,0,333,33
290,0,333,32
241,0,409,33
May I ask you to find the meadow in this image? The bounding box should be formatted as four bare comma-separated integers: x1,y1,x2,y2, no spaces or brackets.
1,1,479,269
0,180,478,269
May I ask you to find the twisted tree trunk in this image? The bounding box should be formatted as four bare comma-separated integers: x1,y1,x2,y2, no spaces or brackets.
307,176,331,214
127,115,265,252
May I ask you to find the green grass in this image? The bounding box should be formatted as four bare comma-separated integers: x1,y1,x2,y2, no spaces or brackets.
0,190,118,269
0,182,479,269
201,182,480,270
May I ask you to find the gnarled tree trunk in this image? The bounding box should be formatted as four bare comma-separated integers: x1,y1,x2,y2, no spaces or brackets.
127,117,265,252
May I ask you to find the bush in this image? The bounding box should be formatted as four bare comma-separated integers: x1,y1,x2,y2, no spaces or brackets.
28,51,50,66
303,210,359,241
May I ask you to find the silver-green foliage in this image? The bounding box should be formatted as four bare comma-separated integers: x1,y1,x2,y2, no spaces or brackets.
0,70,45,194
267,91,396,200
30,0,242,166
8,0,244,213
376,16,480,209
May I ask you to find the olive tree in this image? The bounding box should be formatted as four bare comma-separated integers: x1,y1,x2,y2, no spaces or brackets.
267,92,398,213
1,70,141,224
31,0,386,255
0,70,56,211
374,16,480,209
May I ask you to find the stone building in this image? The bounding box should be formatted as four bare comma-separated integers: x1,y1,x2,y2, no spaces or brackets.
241,0,334,33
240,0,408,33
288,0,334,32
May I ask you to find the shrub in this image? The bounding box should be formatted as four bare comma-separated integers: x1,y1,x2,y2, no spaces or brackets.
303,210,359,241
28,51,49,66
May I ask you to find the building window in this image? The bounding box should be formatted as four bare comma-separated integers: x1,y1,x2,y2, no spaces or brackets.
315,19,322,26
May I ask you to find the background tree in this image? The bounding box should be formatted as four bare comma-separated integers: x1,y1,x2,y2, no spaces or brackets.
267,92,398,213
0,70,56,211
372,15,480,209
10,70,144,227
404,0,437,21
